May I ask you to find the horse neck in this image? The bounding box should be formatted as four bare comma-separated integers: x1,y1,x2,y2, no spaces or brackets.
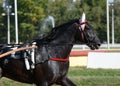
48,26,76,58
51,25,76,45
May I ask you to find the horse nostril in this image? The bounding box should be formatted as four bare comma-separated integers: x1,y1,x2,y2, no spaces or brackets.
98,44,101,46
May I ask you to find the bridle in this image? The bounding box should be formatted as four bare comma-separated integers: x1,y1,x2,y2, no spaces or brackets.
78,21,87,41
78,21,96,46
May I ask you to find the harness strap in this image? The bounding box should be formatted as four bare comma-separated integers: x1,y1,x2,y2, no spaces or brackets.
31,42,36,69
50,58,69,62
80,21,87,25
78,20,88,41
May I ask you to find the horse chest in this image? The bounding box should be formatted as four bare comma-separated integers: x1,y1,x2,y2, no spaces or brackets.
46,61,69,82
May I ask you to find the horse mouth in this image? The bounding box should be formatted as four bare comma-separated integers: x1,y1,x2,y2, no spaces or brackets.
88,44,101,50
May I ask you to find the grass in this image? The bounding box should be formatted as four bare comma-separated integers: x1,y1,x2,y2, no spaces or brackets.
68,67,120,86
1,67,120,86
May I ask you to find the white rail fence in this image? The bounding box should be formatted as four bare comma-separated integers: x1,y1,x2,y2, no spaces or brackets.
73,44,120,50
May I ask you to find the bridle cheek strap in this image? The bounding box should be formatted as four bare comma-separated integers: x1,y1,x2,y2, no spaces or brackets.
79,26,85,41
81,32,84,41
78,21,87,41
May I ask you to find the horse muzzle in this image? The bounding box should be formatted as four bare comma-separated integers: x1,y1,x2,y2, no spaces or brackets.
88,43,101,50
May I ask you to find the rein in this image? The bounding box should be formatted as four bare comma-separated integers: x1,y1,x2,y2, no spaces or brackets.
0,46,37,58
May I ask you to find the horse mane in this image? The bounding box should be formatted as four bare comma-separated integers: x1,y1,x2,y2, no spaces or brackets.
34,19,79,44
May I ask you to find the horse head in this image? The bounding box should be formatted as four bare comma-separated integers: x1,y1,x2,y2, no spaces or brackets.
75,12,101,50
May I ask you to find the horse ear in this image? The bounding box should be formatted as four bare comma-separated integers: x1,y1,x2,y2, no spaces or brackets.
81,12,86,22
80,12,86,30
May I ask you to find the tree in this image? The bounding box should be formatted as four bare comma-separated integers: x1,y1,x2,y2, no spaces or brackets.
114,0,120,43
0,1,8,43
17,0,46,43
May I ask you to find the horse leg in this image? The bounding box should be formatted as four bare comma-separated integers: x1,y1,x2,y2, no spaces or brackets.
0,67,2,78
61,77,76,86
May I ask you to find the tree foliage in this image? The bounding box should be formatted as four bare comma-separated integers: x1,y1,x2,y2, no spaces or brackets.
114,0,120,43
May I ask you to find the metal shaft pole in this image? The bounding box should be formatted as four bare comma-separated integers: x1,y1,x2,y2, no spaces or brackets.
112,4,114,45
14,0,18,44
106,0,110,49
7,7,10,44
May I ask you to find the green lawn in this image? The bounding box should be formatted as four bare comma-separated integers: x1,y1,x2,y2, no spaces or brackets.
68,67,120,86
1,67,120,86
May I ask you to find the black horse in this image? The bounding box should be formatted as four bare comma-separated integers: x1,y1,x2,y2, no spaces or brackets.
0,16,101,86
